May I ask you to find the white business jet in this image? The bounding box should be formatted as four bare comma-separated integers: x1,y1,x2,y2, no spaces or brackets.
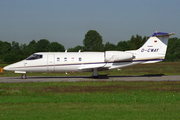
3,32,174,79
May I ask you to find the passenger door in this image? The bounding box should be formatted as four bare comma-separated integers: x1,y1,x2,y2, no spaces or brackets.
47,54,55,72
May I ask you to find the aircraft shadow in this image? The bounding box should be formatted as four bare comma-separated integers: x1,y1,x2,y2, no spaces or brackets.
25,74,164,80
110,74,164,78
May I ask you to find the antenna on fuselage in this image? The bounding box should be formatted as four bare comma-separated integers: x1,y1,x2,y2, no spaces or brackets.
65,50,67,53
78,50,81,53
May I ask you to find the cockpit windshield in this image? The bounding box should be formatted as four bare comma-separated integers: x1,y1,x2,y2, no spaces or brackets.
26,54,43,60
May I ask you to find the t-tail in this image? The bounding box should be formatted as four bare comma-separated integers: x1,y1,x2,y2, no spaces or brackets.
126,32,175,64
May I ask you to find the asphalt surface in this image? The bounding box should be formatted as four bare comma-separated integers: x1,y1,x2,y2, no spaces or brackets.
0,75,180,83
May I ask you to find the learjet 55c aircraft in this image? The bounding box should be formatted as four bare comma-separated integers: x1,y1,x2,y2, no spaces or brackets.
4,32,174,79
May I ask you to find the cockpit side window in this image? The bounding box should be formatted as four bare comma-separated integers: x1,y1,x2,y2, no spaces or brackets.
26,54,43,60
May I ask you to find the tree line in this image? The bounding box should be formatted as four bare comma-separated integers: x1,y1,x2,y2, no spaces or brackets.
0,30,179,63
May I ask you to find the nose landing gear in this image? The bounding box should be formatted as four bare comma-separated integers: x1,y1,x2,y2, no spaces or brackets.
21,74,27,79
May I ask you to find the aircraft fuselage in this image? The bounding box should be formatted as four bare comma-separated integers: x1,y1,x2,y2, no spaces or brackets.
4,51,135,73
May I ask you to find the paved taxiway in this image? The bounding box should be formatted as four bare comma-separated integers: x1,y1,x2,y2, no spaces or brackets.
0,75,180,83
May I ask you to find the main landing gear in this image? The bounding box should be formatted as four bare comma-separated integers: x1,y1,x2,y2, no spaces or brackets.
93,69,98,78
21,74,27,79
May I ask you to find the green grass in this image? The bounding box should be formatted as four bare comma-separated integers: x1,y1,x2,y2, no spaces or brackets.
0,81,180,120
1,62,180,77
0,62,180,119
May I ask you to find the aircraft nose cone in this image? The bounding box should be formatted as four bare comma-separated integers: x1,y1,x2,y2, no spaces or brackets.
3,66,10,71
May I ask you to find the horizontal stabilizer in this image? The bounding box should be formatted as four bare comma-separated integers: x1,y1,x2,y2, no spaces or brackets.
152,32,175,37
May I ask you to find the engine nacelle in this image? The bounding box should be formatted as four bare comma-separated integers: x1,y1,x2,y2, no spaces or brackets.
105,51,133,62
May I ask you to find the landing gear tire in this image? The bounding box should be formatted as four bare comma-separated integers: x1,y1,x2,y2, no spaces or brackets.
21,74,27,79
93,76,98,78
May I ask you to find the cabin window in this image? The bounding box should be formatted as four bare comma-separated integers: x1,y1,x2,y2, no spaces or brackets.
79,57,82,61
26,54,43,60
57,57,60,61
64,57,67,61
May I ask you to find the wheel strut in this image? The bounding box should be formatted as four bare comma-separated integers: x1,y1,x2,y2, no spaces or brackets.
21,74,27,79
93,69,98,78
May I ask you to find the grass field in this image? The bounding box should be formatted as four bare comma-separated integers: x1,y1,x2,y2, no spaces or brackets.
0,62,180,120
0,81,180,120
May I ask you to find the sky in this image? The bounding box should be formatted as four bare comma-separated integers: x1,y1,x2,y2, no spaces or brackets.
0,0,180,49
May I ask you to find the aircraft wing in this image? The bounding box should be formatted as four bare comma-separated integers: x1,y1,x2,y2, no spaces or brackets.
78,63,109,71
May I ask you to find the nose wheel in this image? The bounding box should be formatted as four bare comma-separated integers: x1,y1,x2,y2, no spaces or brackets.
21,74,27,79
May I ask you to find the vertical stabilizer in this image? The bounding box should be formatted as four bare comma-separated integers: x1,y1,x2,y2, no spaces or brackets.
133,32,175,63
